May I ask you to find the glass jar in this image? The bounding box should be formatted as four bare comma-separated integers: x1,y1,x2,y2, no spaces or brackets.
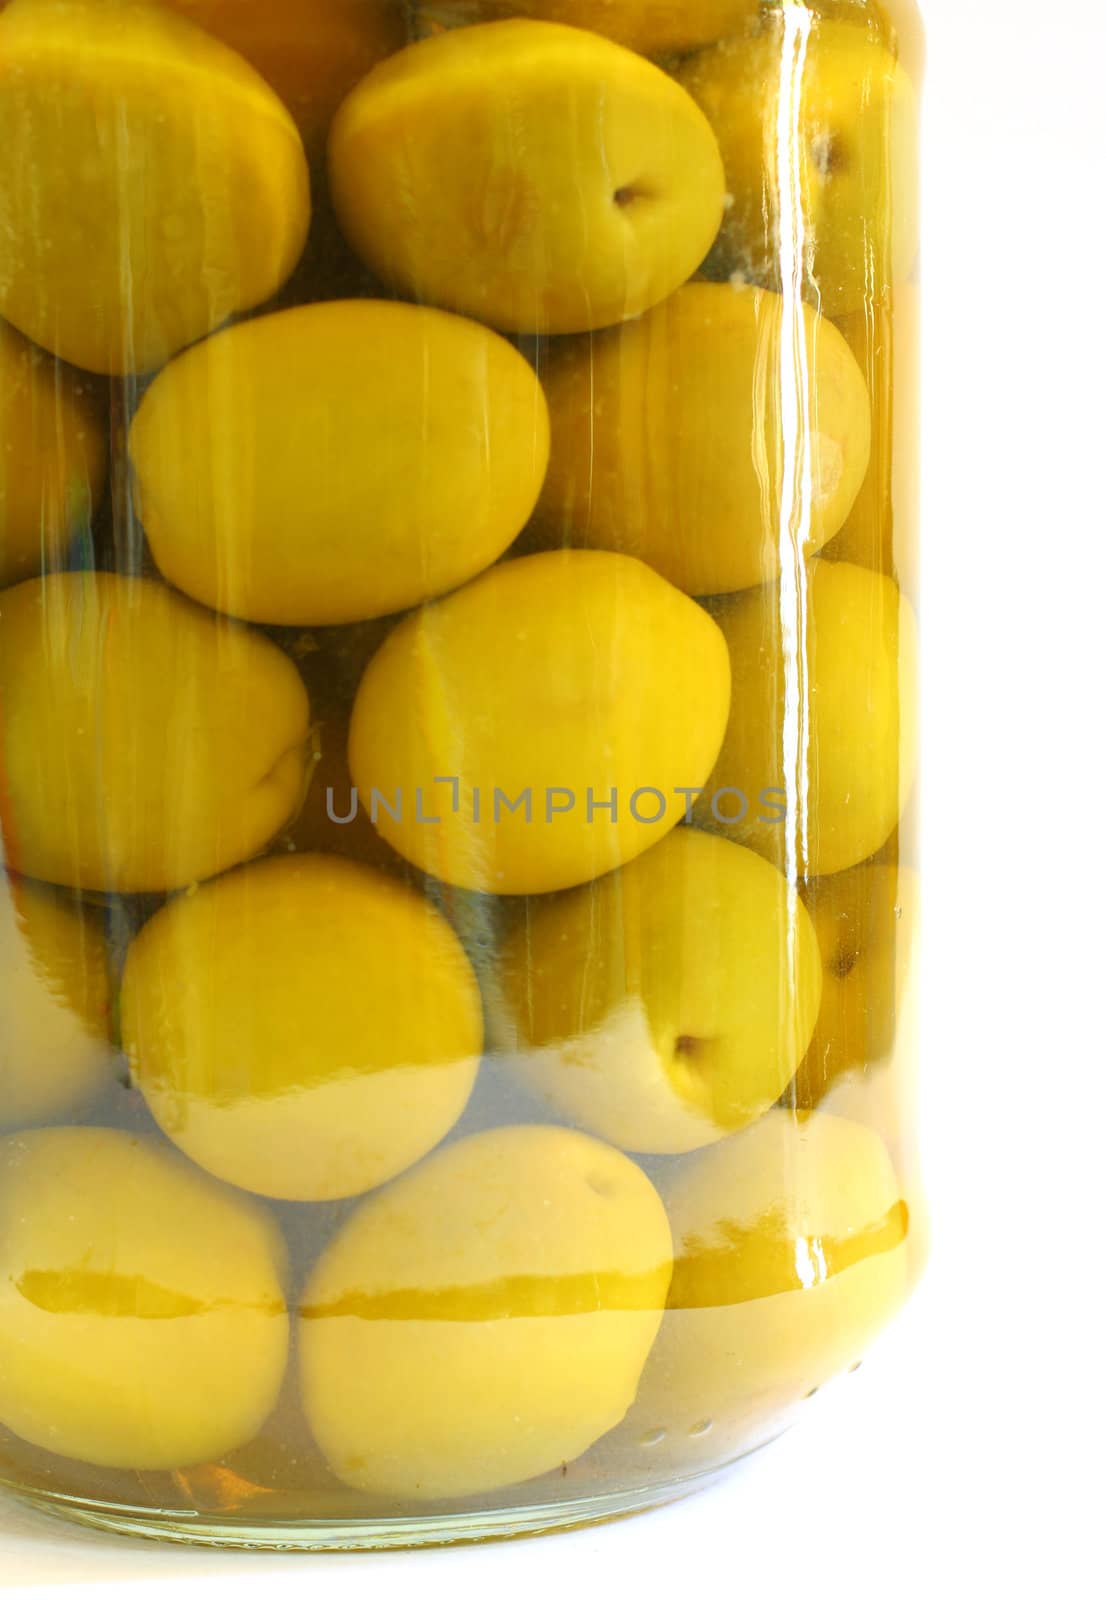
0,0,924,1550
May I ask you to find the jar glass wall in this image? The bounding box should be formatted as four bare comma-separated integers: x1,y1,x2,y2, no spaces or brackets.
0,0,923,1549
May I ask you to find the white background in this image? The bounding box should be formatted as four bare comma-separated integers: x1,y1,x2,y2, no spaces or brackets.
4,0,1106,1593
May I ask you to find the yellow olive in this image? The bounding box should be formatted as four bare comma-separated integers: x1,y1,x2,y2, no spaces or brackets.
495,829,822,1153
0,322,106,588
0,574,311,892
0,0,309,373
122,854,483,1201
678,16,918,318
618,1110,911,1468
826,283,921,597
697,560,918,878
329,20,725,334
0,874,116,1131
165,0,405,150
0,1127,289,1469
131,301,549,625
348,550,732,894
795,862,920,1107
536,281,871,596
300,1125,672,1499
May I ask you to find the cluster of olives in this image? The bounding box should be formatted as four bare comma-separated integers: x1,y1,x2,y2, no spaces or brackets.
0,0,920,1521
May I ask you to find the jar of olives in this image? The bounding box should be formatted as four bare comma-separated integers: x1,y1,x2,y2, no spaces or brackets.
0,0,924,1550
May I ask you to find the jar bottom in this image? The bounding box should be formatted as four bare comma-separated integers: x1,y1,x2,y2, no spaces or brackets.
0,1436,790,1553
